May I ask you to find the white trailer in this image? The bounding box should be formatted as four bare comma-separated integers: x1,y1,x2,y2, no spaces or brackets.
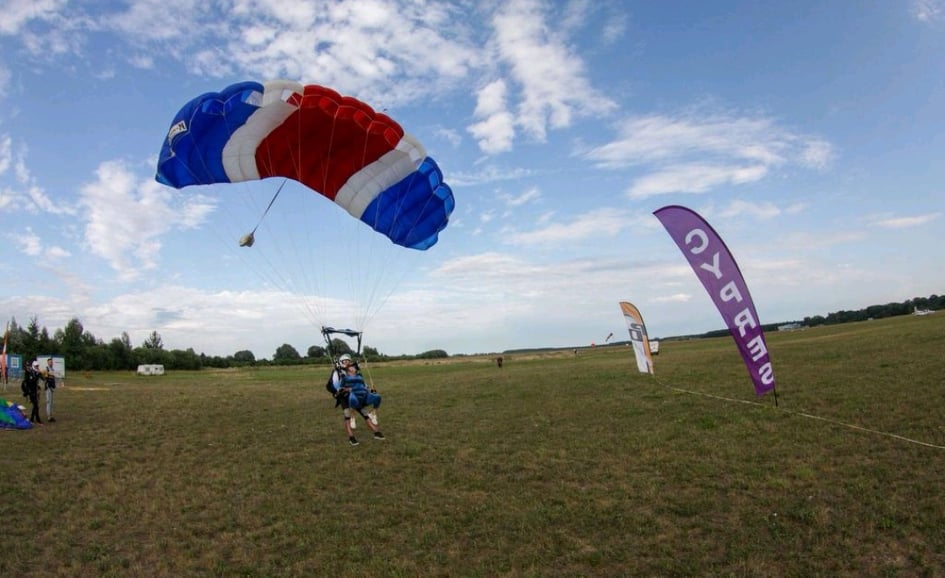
136,364,165,376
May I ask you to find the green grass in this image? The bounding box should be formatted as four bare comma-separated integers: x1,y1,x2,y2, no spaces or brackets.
2,314,944,577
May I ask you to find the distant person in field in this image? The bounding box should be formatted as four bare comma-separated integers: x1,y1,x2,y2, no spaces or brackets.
42,357,57,423
496,356,503,369
328,354,384,446
21,360,42,424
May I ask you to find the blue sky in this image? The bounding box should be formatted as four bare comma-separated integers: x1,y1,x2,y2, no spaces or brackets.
1,0,943,358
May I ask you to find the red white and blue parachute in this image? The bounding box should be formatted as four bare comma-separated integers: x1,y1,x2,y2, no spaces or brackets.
156,80,453,250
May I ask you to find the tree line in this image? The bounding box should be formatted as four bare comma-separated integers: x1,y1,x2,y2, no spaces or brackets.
4,294,939,372
692,294,943,340
2,316,450,372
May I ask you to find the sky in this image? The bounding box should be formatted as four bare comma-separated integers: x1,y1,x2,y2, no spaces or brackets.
1,0,943,359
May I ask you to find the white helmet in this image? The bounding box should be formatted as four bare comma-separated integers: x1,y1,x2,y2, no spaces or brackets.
339,354,353,363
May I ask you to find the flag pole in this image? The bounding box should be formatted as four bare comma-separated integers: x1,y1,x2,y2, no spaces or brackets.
1,321,9,391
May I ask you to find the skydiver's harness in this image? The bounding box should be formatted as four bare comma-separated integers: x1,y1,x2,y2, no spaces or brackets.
340,372,371,408
326,364,371,421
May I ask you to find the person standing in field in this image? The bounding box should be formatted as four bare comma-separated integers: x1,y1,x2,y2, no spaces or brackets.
42,357,57,423
22,360,42,424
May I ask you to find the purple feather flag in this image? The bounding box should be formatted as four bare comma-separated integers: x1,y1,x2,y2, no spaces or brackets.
654,205,776,396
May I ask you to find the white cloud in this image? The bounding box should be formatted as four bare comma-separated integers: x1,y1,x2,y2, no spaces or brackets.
600,13,626,44
80,160,215,281
13,227,42,255
105,0,217,42
0,64,9,98
490,0,616,143
584,112,833,198
872,212,942,229
0,136,74,215
500,186,541,208
717,199,782,220
912,0,943,22
436,127,462,147
781,230,867,251
448,165,533,187
650,293,692,304
0,0,67,35
47,245,71,259
504,208,632,245
469,79,516,154
628,163,768,198
799,138,835,169
0,134,10,175
27,183,74,215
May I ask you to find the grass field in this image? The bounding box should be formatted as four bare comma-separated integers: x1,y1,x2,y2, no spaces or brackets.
2,313,944,577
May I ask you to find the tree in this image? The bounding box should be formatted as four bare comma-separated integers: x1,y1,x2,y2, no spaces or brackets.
58,317,86,367
6,318,23,358
233,350,256,365
328,338,353,356
135,345,168,365
170,348,201,370
306,345,326,358
22,316,41,362
273,343,302,364
143,331,164,350
108,334,135,371
362,345,383,361
38,326,53,355
417,349,449,359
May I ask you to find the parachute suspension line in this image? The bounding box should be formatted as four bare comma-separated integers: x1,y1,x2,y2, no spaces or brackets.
360,356,378,392
339,118,394,333
240,178,288,247
243,127,327,328
222,177,323,328
344,175,432,331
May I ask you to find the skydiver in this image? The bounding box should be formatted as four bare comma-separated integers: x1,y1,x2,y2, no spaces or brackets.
328,354,384,446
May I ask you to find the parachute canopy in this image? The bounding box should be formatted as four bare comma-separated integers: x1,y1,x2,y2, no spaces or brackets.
156,80,454,250
1,399,31,430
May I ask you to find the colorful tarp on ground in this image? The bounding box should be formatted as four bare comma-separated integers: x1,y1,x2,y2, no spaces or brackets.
1,398,31,430
653,205,776,396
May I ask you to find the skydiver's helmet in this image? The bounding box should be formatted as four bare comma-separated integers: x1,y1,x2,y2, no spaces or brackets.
339,354,353,364
31,361,39,370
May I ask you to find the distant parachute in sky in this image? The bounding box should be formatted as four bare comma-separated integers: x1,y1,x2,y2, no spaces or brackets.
156,80,454,251
604,332,614,343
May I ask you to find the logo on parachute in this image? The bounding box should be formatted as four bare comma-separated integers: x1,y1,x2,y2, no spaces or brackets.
167,120,188,142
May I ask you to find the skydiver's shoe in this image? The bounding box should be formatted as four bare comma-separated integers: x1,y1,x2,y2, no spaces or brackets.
348,436,359,446
373,432,385,440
